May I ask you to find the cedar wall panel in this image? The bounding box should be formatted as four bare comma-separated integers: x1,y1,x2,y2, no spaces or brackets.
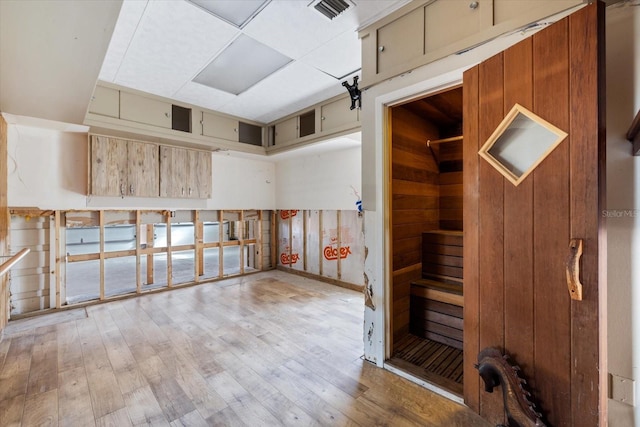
438,142,463,230
391,106,439,342
463,4,604,426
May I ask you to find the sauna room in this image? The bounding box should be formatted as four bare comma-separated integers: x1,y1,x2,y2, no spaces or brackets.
386,86,464,395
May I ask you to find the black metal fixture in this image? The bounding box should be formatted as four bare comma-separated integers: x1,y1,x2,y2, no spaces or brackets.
342,76,361,110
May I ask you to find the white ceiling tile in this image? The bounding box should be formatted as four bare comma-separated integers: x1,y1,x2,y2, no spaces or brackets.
219,61,347,123
99,0,149,82
114,0,239,97
172,81,237,112
299,29,361,79
243,0,356,60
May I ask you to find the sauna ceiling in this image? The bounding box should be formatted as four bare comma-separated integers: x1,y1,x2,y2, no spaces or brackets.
401,87,463,137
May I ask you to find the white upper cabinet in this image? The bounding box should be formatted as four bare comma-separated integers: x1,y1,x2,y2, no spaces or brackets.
201,112,239,142
88,85,119,118
120,92,172,129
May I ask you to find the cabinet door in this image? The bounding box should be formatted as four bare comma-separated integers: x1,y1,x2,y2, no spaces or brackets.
160,146,188,198
376,7,424,75
321,96,359,132
127,141,159,197
424,0,492,53
120,92,171,129
88,86,119,118
202,112,239,141
188,150,212,199
493,0,581,26
90,136,128,196
274,117,298,144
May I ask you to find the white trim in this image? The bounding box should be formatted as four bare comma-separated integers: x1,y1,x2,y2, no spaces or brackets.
373,65,466,362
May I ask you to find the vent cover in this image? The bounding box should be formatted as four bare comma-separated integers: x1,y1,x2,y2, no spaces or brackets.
313,0,350,20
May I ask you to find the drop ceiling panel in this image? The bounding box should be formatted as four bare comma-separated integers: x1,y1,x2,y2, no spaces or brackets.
242,0,356,60
219,61,339,123
300,29,361,79
172,81,237,112
113,0,239,97
98,0,148,82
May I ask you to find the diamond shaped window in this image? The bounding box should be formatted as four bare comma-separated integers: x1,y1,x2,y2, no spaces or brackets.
478,103,568,186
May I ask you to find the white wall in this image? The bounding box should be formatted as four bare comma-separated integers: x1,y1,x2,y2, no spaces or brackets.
605,4,640,426
6,123,276,210
275,145,362,210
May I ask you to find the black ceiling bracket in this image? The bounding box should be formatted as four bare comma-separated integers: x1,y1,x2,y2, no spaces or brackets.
342,76,361,110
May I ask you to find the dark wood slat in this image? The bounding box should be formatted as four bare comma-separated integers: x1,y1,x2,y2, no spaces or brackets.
462,64,480,413
502,35,535,385
477,52,505,426
423,242,463,257
422,253,463,268
392,194,439,210
568,3,606,426
422,263,463,280
532,18,571,427
439,196,463,210
415,310,464,331
422,232,463,246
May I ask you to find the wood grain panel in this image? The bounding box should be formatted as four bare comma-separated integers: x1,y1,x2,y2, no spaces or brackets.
568,4,606,426
391,105,440,345
91,136,127,196
462,65,480,413
128,141,159,197
478,53,505,426
502,36,535,385
532,19,571,427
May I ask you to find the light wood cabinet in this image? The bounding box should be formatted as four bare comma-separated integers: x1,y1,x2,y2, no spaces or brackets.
120,92,172,129
88,85,119,118
493,0,582,26
90,135,159,197
201,112,238,141
320,96,359,133
160,146,212,199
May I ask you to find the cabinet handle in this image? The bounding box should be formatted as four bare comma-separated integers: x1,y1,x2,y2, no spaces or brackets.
566,238,583,301
130,185,134,195
189,187,192,196
182,187,185,196
321,116,326,120
234,128,238,132
120,183,124,197
469,1,479,9
378,46,385,52
165,112,171,118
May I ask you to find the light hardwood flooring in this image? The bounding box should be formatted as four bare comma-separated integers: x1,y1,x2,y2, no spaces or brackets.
0,270,488,426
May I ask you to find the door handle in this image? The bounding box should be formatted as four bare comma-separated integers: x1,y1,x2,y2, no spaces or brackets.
566,238,583,301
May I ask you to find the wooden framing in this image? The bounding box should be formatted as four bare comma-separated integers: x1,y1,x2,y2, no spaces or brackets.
7,208,270,317
0,115,8,333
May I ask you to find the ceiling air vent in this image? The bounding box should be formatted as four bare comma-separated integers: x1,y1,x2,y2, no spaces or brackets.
312,0,351,20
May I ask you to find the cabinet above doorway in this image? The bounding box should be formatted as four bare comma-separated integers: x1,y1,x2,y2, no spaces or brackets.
359,0,583,88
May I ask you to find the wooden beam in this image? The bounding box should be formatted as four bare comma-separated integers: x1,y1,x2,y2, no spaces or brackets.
55,211,61,308
239,210,245,275
195,211,203,280
99,210,105,300
136,210,141,294
166,211,173,288
271,211,276,269
627,108,640,155
218,210,224,278
146,224,154,285
258,210,263,271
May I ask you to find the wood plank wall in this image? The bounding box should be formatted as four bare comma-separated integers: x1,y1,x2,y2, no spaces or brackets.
391,106,439,343
0,116,8,333
463,4,604,426
438,141,463,230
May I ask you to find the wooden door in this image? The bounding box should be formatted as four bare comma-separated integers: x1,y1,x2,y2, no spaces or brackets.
159,146,188,198
127,141,159,197
91,135,127,197
187,150,212,199
463,3,605,426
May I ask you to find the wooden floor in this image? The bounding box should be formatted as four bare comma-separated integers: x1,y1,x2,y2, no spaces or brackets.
0,270,488,426
389,334,464,396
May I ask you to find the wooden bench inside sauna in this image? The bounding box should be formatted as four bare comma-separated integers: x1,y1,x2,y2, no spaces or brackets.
409,230,463,350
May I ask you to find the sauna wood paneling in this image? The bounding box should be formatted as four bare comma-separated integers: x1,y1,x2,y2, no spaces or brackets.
532,20,571,426
568,5,606,425
391,106,439,342
477,52,505,426
502,37,535,391
439,142,463,230
463,4,605,426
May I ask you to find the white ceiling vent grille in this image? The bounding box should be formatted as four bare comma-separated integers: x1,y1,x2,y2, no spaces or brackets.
312,0,351,20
